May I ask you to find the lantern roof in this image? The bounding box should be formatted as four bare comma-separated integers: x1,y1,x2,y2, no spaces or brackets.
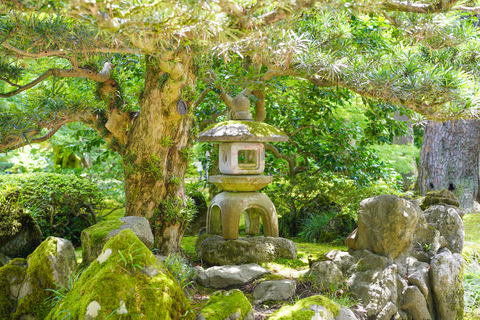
198,120,288,142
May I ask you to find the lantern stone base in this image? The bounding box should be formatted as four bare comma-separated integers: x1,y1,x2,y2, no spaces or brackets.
209,175,272,192
207,191,279,240
195,235,297,266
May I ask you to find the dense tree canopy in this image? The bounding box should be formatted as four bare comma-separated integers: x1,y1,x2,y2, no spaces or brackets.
2,0,480,252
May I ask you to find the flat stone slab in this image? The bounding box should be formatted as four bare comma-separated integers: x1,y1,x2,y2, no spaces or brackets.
209,175,272,191
196,263,269,289
196,235,296,266
198,121,288,142
253,280,296,304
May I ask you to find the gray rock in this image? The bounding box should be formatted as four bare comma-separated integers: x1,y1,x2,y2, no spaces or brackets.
352,195,420,259
253,280,296,304
399,285,432,320
430,248,464,320
348,262,397,318
196,263,269,289
196,235,296,266
323,250,359,276
423,205,465,254
109,216,154,249
376,302,397,320
305,261,344,290
337,307,357,320
0,252,11,267
407,216,448,262
0,212,42,259
81,216,154,265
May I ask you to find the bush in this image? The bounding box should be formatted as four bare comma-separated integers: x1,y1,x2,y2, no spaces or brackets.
0,173,105,246
265,172,403,242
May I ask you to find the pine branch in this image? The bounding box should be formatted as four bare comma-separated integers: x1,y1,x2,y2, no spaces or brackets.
2,41,67,58
0,66,112,98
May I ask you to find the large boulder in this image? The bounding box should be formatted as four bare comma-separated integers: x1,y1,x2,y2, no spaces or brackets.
0,193,42,258
268,295,356,320
48,229,194,319
196,263,269,289
196,235,296,266
350,195,420,259
253,280,296,304
197,289,254,320
423,205,465,254
430,248,464,320
0,237,78,320
81,216,154,265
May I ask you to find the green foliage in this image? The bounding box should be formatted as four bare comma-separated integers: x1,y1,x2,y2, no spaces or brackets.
154,195,196,224
372,144,419,175
164,254,196,291
0,173,105,245
117,243,144,272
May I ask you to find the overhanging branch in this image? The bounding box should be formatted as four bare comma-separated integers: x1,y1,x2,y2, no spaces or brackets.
0,67,111,98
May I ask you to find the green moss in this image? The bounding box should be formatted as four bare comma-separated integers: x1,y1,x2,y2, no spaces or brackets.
0,259,27,320
12,237,58,320
199,289,252,320
81,218,125,266
202,120,286,137
48,229,194,320
268,295,341,320
85,219,125,246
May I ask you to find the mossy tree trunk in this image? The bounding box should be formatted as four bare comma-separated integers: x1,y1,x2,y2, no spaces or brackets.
417,120,480,211
122,54,196,254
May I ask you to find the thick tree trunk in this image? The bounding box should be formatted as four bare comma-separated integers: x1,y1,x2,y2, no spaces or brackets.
123,54,196,254
417,120,480,210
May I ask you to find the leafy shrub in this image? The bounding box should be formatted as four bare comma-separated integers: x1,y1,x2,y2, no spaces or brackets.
164,254,196,292
266,172,403,242
0,173,105,246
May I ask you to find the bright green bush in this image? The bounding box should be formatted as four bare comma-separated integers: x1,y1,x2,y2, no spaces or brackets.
266,172,403,242
0,173,105,246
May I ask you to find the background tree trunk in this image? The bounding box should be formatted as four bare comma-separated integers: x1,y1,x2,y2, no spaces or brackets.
123,55,196,254
417,120,480,211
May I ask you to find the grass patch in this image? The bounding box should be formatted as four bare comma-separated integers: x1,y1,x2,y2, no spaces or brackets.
292,238,347,263
463,214,480,245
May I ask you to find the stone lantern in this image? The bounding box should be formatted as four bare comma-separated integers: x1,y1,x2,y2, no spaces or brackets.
198,117,288,240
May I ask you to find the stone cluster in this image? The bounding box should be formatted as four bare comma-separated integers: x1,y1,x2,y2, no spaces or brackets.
307,194,465,320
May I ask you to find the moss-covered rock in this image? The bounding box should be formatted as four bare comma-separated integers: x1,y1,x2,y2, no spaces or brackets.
268,295,341,320
0,258,27,320
48,229,194,320
13,237,77,320
196,235,296,266
81,216,153,266
0,190,42,259
420,190,460,211
197,289,254,320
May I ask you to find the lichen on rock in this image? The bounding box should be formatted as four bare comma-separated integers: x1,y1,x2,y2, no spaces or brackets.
48,229,194,320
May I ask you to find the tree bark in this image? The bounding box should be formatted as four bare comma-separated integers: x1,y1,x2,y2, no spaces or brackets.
122,54,196,254
417,120,480,210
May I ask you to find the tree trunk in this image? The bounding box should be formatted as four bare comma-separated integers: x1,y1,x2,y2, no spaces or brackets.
123,54,196,254
417,120,480,211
